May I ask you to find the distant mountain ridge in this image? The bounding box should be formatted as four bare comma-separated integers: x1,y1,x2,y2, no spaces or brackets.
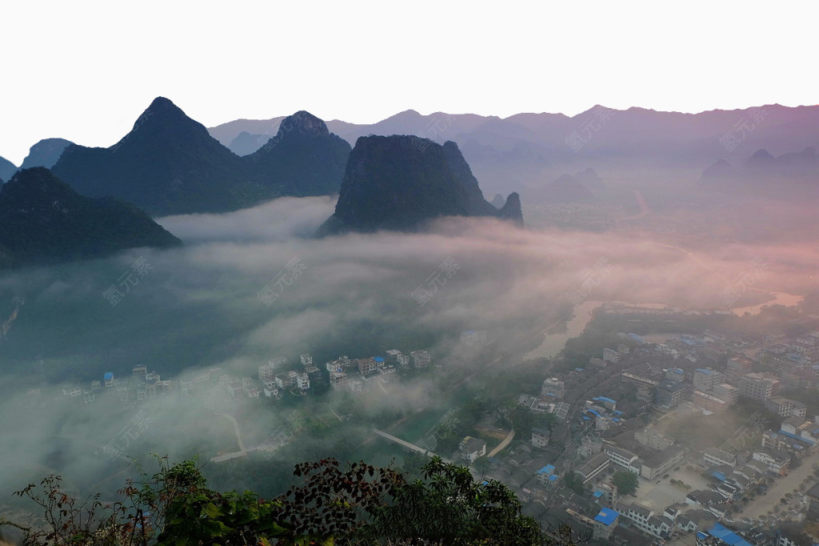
210,104,819,196
319,136,522,235
0,168,180,268
20,138,73,170
700,146,819,194
52,98,350,216
0,155,16,182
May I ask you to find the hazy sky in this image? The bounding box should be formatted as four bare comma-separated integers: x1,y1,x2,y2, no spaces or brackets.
1,0,816,163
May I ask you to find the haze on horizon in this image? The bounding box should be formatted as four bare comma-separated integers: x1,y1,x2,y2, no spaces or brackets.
1,0,817,163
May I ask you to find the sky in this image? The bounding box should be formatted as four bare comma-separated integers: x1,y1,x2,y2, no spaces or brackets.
1,0,817,164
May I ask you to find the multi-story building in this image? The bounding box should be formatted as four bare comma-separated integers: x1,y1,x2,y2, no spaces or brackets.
712,383,738,404
541,377,565,399
296,373,310,391
738,372,780,401
693,368,723,392
751,450,790,475
592,507,618,540
703,447,736,468
385,349,410,368
604,445,640,474
258,363,275,383
765,397,807,418
655,379,686,409
531,427,550,449
639,446,684,481
618,504,672,539
574,452,610,484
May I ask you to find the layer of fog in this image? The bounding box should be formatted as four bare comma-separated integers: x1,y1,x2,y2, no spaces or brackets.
0,195,816,506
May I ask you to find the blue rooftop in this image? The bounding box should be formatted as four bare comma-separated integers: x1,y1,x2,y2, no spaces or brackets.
594,507,618,526
712,471,727,482
548,474,559,482
696,368,714,375
707,523,752,546
582,416,591,421
593,396,616,404
575,367,584,372
778,430,815,445
103,372,113,380
587,409,601,417
374,356,385,362
537,464,555,475
593,490,604,498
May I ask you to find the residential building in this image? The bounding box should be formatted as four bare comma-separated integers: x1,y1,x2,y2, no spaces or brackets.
604,445,640,474
693,368,723,392
299,353,312,367
665,368,685,383
592,507,618,540
751,450,790,475
296,373,310,391
603,348,620,363
385,349,410,367
618,504,671,539
765,397,807,418
357,358,378,376
458,436,486,463
639,446,684,481
712,383,738,404
574,452,610,484
541,377,565,399
258,363,275,383
655,379,686,409
738,372,780,401
531,427,550,449
703,447,736,468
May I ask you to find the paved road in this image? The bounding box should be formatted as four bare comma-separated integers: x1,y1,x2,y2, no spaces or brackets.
373,428,450,463
487,429,515,458
738,449,819,519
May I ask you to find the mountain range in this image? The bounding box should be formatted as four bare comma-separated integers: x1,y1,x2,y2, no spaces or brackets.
319,136,522,235
209,104,819,196
0,155,15,182
700,146,819,196
51,98,350,216
0,168,180,268
20,137,73,170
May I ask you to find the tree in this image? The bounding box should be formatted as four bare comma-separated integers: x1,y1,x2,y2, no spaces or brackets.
472,456,491,478
562,472,586,496
3,456,568,545
613,471,638,496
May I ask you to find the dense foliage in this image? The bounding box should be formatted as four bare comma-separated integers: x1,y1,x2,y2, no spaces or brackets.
2,456,571,545
612,470,638,496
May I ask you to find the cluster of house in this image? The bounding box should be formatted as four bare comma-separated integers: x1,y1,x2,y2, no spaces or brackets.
255,349,433,398
61,365,175,404
581,497,756,544
517,376,570,420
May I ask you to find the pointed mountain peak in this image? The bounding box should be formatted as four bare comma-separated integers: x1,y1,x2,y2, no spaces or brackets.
276,111,329,138
131,96,192,132
499,192,524,226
